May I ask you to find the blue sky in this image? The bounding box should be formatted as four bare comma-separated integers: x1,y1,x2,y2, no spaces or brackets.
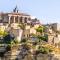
0,0,60,24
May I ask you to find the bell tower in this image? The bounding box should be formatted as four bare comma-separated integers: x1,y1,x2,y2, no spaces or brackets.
13,5,19,13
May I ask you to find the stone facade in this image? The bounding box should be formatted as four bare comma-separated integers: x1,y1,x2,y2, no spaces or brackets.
44,23,60,45
44,23,60,32
0,7,40,27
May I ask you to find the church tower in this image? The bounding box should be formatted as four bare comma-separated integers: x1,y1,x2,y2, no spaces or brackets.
13,6,19,13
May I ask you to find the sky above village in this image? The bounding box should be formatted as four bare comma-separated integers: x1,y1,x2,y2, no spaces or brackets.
0,0,60,24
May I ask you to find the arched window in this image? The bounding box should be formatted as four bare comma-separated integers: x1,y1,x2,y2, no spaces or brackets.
0,16,3,23
3,16,9,23
28,18,31,21
15,16,18,23
24,17,27,23
19,17,23,23
10,16,14,23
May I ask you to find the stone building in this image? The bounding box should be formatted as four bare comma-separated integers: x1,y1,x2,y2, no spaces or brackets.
44,23,60,32
53,34,60,45
0,12,31,25
47,34,55,44
51,23,60,32
0,6,41,42
44,23,60,45
0,7,40,26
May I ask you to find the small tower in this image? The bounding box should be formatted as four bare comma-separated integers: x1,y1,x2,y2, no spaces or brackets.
13,5,19,13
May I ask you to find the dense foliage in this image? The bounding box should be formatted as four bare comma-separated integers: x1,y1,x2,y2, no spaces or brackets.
36,46,52,54
36,26,43,33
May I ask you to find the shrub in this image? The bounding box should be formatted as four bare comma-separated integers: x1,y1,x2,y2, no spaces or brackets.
21,38,27,43
14,40,19,44
37,46,52,54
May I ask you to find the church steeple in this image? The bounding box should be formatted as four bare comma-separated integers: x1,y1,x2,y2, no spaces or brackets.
13,5,19,13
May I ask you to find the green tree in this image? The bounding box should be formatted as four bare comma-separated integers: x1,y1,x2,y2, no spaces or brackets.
36,26,48,43
36,26,43,34
37,35,47,42
3,34,13,44
0,30,8,36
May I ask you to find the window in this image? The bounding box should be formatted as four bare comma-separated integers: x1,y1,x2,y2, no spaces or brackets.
19,17,23,23
24,17,27,23
15,16,18,23
3,16,9,23
10,16,14,23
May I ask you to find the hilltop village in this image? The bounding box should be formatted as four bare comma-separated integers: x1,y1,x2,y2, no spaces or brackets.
0,7,60,60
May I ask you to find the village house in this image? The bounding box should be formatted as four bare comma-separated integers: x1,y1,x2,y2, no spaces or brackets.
44,23,60,45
